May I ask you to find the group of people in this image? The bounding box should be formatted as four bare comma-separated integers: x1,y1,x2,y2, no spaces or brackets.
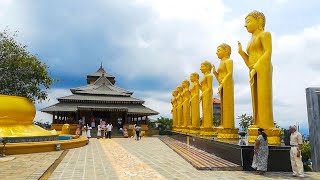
97,122,113,139
75,117,144,141
252,125,304,178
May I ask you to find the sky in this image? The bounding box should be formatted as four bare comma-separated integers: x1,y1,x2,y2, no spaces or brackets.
1,0,320,135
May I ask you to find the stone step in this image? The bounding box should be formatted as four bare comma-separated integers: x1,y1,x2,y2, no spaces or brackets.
159,136,242,171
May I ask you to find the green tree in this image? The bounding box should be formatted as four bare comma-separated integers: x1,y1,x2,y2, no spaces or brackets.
34,120,52,130
148,120,157,129
213,115,221,127
0,29,55,102
237,114,253,133
156,116,172,131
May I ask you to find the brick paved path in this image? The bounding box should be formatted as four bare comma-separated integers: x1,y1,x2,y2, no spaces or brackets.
49,138,117,180
100,139,164,180
0,151,62,180
1,137,320,179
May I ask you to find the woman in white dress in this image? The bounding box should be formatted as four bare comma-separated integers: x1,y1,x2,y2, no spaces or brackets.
86,124,92,138
81,126,87,137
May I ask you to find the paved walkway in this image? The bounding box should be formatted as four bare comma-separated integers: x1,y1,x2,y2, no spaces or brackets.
0,151,62,180
49,138,117,180
159,136,242,170
1,137,320,179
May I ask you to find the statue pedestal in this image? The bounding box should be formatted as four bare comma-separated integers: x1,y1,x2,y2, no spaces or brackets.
199,127,217,137
215,127,239,139
181,126,190,134
172,126,177,132
248,127,281,145
174,127,182,133
188,126,200,135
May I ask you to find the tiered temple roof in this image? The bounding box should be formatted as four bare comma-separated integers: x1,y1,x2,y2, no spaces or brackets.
41,66,158,116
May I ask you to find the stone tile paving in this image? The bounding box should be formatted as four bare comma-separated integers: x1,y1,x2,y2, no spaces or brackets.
49,138,117,180
0,151,62,180
100,138,165,180
115,137,320,180
1,138,320,180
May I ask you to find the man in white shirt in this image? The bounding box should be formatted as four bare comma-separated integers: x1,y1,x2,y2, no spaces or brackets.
289,125,304,178
106,123,113,139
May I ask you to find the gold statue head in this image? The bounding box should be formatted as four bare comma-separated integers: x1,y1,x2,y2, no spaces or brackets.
217,43,231,59
245,10,265,33
172,90,178,97
182,80,190,88
190,72,199,82
200,61,212,74
177,86,183,93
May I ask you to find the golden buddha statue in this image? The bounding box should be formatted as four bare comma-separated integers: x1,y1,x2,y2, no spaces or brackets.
171,90,178,131
0,94,57,137
199,61,215,136
238,10,280,144
176,86,184,132
61,123,71,134
213,43,238,139
189,73,200,134
181,80,191,133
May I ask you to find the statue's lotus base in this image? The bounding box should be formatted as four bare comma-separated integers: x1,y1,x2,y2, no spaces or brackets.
172,128,182,133
215,127,239,139
199,127,217,137
0,124,57,138
181,126,190,133
188,126,200,135
248,127,281,145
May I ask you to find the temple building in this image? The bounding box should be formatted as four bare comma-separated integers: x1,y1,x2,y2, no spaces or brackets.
41,65,158,136
213,98,221,118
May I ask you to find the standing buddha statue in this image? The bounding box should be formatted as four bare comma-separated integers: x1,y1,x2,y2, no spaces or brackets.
171,90,178,131
199,61,215,136
176,86,184,132
238,10,280,144
213,43,238,139
181,80,191,133
189,73,200,134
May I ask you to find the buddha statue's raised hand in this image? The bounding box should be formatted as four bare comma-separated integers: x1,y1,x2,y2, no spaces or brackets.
237,41,243,53
212,64,216,73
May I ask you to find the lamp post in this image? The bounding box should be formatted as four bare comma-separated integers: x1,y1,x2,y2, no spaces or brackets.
0,137,7,157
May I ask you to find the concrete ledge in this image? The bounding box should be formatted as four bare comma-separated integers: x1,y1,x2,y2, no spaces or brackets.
169,132,292,172
0,136,88,154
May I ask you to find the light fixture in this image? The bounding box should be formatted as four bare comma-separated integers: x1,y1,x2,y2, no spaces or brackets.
55,144,61,151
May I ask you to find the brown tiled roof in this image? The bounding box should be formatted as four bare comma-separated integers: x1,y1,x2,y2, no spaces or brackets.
42,65,158,116
41,103,159,115
71,75,133,95
87,65,114,78
58,94,144,103
213,98,221,103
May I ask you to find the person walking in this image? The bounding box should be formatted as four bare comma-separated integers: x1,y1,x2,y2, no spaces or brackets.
252,128,269,175
135,125,141,141
97,124,102,139
106,123,113,139
289,125,304,178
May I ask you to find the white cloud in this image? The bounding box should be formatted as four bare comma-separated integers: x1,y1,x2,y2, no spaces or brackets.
126,21,320,130
275,0,289,4
3,0,319,133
